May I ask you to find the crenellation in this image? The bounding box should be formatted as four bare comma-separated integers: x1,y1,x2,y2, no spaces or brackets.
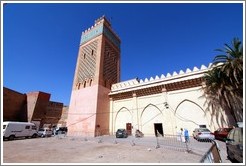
110,64,212,91
200,64,207,70
160,74,165,79
208,63,213,68
172,71,178,76
193,66,199,71
186,68,192,73
179,70,185,75
166,73,171,77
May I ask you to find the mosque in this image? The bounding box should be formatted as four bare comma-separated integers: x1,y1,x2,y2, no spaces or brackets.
66,16,236,137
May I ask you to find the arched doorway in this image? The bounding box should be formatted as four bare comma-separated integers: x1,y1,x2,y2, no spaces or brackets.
114,107,132,135
140,104,164,136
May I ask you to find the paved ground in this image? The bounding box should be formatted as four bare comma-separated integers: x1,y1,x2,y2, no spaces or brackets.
2,135,232,164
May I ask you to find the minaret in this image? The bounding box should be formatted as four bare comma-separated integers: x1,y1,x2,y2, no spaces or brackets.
67,16,121,137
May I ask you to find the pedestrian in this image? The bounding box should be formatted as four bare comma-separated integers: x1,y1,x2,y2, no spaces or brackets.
184,128,189,143
180,128,185,142
176,127,181,141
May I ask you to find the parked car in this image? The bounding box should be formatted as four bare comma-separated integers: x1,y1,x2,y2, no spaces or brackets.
3,121,38,140
116,129,128,138
226,127,243,162
38,128,53,137
214,127,233,141
193,128,215,141
54,127,67,135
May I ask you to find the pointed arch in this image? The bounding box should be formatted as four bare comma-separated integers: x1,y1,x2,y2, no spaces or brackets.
114,107,132,132
77,82,81,89
140,103,164,135
89,79,93,86
140,103,162,118
83,81,86,88
174,99,210,133
174,99,205,114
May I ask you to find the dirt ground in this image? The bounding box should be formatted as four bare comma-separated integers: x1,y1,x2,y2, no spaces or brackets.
2,135,231,164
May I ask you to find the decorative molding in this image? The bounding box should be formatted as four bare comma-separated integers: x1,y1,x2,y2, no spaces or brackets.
80,16,120,49
110,63,210,93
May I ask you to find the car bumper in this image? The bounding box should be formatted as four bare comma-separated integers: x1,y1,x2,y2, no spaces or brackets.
197,135,215,140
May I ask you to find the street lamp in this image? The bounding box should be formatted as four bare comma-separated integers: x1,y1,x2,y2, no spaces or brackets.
164,102,169,109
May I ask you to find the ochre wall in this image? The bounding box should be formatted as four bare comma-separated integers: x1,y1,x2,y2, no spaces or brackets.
3,87,27,122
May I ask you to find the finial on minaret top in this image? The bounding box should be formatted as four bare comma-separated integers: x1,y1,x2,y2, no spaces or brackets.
94,15,111,27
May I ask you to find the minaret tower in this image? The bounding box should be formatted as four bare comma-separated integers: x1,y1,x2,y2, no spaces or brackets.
67,16,121,136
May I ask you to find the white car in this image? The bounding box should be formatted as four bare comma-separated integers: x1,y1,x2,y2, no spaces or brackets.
193,128,215,141
38,128,53,137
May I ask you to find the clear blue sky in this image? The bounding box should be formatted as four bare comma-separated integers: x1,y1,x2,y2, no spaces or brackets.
2,2,243,106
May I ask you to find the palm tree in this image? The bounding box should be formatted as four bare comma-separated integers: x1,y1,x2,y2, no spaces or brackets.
213,38,243,90
204,38,243,123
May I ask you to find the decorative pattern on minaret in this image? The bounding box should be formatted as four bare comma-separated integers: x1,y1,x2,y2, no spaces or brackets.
103,41,119,88
76,40,98,84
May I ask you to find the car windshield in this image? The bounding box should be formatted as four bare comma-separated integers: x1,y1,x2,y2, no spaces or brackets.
117,129,125,132
224,128,232,132
199,128,210,132
39,129,44,131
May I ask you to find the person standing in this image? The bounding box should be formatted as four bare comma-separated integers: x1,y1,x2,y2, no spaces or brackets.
176,127,181,141
180,128,185,142
184,128,190,143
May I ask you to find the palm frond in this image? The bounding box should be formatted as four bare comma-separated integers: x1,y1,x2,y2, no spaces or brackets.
203,37,243,123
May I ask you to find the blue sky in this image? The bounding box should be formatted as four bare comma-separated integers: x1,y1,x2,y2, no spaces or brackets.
2,2,244,106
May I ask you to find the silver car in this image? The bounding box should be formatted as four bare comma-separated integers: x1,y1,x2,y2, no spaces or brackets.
38,128,53,137
193,128,215,141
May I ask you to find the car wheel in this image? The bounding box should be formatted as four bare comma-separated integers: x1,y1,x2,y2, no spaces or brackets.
227,147,234,160
32,133,38,138
8,135,15,141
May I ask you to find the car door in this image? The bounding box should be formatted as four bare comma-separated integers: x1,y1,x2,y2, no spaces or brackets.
20,125,31,137
233,128,243,162
226,129,235,154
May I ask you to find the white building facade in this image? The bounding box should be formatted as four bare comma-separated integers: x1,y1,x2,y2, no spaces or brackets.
109,64,235,136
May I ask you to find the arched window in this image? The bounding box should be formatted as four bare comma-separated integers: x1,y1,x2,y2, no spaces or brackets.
83,81,86,88
89,79,93,86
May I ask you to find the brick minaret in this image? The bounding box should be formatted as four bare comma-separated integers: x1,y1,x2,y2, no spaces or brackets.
67,16,120,136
